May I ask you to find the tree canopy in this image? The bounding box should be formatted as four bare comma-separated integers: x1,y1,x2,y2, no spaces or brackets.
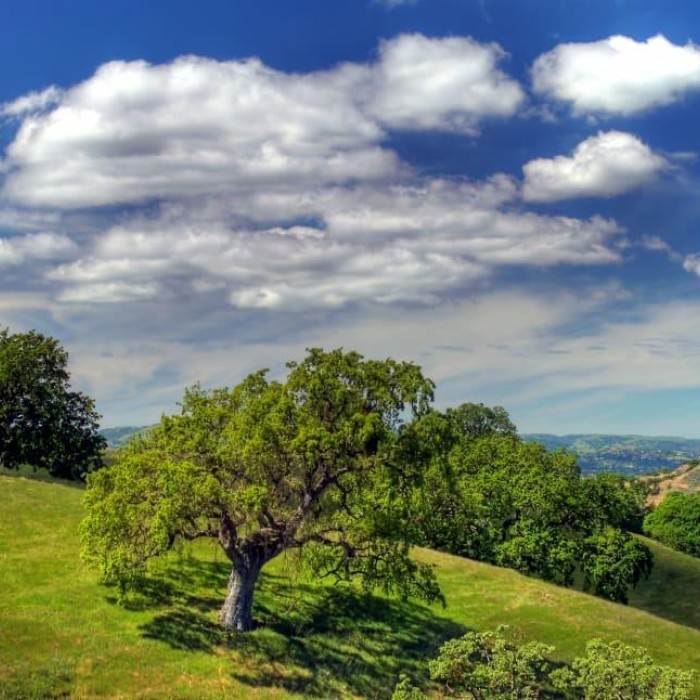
82,348,442,631
393,630,695,699
0,328,104,480
414,412,651,603
644,492,700,558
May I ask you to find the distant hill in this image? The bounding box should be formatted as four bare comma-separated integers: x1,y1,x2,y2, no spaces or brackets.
100,425,150,448
101,427,700,474
523,433,700,475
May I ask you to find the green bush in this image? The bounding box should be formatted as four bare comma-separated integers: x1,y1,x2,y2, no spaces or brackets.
552,639,695,699
644,492,700,557
394,630,695,699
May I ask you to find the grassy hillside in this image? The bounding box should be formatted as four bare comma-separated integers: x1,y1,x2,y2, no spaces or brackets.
1,474,699,699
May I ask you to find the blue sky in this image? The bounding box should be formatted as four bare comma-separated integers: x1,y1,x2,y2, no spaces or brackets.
2,0,700,435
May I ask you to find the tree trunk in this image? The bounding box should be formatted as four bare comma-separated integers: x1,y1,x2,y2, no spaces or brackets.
219,561,262,632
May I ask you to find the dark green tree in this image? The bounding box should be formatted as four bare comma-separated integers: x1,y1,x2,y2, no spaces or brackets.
82,349,442,632
581,473,648,533
415,433,652,602
0,328,105,480
444,402,517,442
643,492,700,557
581,528,653,604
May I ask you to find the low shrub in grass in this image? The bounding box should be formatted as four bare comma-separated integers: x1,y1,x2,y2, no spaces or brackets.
393,628,695,699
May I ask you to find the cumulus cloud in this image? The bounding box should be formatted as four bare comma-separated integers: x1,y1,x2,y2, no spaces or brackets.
532,34,700,115
368,34,524,132
522,131,667,202
0,232,76,267
1,35,523,208
46,176,622,308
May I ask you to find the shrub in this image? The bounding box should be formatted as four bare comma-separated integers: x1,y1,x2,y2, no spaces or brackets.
643,492,700,557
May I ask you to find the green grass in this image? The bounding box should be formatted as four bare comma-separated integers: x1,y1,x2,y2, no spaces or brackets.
1,474,699,699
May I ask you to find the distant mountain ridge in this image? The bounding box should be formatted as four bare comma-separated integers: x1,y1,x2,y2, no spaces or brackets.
101,427,700,475
524,433,700,475
100,426,151,448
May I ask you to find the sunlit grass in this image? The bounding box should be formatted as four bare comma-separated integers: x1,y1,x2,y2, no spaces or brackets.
1,474,699,698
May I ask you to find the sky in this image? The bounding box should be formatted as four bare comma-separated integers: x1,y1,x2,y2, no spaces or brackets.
2,0,700,435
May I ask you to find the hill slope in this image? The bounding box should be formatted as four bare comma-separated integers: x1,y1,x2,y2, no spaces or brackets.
99,426,151,448
641,462,700,506
1,474,699,698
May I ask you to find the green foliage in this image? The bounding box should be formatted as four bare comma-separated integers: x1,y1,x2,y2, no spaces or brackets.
551,639,695,699
581,474,648,533
444,402,517,442
644,493,700,557
82,348,442,629
416,428,652,602
427,626,554,699
0,327,105,480
581,528,654,604
392,675,428,700
395,632,694,700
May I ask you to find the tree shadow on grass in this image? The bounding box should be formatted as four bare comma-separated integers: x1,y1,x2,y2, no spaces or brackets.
135,560,466,698
235,575,467,698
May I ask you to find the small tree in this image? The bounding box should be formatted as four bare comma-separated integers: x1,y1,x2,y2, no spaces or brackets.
551,639,695,699
444,403,517,442
580,528,653,604
394,633,695,699
0,328,105,479
643,492,700,557
393,627,553,699
82,349,442,631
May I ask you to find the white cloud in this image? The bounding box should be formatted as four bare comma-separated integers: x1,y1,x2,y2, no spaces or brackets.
368,34,524,132
1,35,523,208
0,232,76,267
46,176,622,308
1,56,394,208
522,131,667,202
532,34,700,115
1,86,63,117
57,281,161,303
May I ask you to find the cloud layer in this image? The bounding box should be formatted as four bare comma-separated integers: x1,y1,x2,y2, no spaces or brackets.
532,34,700,115
523,131,667,202
40,176,622,308
0,30,689,429
1,34,523,209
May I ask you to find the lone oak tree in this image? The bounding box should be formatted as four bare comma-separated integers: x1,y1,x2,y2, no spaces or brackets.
82,348,442,631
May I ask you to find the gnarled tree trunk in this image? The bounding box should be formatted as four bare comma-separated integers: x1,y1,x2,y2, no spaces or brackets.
219,560,262,632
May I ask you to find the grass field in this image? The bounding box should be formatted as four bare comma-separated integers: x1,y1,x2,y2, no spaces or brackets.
1,472,699,699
